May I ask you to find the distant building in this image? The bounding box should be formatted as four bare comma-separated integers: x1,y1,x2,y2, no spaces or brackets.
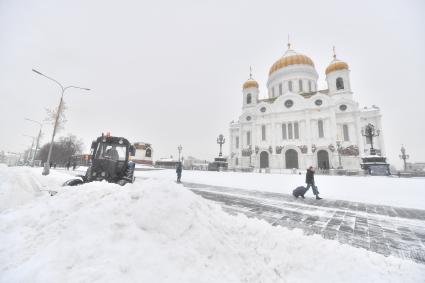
155,158,179,169
5,152,21,166
133,142,153,165
229,44,385,171
71,154,91,166
406,162,425,172
183,156,209,170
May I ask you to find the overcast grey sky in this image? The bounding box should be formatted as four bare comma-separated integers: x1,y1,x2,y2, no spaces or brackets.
1,0,424,168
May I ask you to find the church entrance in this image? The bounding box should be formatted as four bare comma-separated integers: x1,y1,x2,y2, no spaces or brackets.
260,151,269,168
317,150,330,169
285,149,298,169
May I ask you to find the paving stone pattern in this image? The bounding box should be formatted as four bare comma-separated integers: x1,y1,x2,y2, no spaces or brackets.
183,182,425,264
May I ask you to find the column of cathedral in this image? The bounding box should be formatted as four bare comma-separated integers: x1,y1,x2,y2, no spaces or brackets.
354,113,364,157
272,119,278,168
229,129,233,166
274,116,282,168
237,127,243,167
304,110,313,167
249,124,255,168
329,109,338,167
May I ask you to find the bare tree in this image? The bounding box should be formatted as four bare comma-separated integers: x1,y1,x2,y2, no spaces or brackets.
44,101,68,133
36,134,84,165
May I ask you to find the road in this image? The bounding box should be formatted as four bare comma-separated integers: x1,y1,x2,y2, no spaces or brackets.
182,181,425,264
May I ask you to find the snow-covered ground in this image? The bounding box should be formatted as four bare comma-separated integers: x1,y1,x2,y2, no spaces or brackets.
1,165,424,282
136,169,425,210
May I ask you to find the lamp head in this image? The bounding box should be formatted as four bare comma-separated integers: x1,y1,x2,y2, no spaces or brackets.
32,69,43,75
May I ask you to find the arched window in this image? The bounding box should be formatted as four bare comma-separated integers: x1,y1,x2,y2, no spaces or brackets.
288,81,293,92
262,125,266,141
336,77,344,90
299,80,303,92
246,93,252,104
145,148,152,158
235,136,239,149
318,120,324,138
288,123,293,139
343,124,350,141
246,131,251,145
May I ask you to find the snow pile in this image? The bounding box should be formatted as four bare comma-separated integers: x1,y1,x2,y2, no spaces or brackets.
138,169,425,209
0,165,37,211
0,167,424,282
0,165,72,212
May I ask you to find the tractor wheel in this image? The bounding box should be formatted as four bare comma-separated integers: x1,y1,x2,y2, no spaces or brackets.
63,178,84,186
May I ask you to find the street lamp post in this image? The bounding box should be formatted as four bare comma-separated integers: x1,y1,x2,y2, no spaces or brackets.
216,134,225,157
336,140,343,169
32,69,90,175
22,134,35,165
25,118,44,166
399,145,409,172
177,145,182,162
361,123,380,155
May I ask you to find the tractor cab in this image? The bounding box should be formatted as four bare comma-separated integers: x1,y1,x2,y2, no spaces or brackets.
64,133,136,186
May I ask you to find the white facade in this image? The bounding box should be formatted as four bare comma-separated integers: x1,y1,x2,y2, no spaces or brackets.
229,47,385,171
133,142,153,165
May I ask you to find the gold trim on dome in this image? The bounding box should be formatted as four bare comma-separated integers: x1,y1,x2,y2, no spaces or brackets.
243,79,259,89
325,61,349,75
269,54,315,76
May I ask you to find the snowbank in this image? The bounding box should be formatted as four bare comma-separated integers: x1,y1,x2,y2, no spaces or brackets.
0,165,76,212
0,165,38,212
137,169,425,209
0,166,424,282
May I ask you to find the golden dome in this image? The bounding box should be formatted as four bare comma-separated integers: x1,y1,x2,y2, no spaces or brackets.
325,60,349,75
243,79,259,89
269,50,315,76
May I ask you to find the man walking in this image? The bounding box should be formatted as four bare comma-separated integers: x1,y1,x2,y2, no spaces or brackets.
306,166,322,200
176,162,182,183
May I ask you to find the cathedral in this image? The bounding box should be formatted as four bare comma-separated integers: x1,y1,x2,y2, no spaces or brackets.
228,44,385,171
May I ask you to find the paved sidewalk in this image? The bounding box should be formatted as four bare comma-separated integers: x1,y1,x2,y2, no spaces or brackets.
183,182,425,264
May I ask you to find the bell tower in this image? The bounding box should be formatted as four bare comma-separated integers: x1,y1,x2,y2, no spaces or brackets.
325,47,351,94
242,67,259,109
